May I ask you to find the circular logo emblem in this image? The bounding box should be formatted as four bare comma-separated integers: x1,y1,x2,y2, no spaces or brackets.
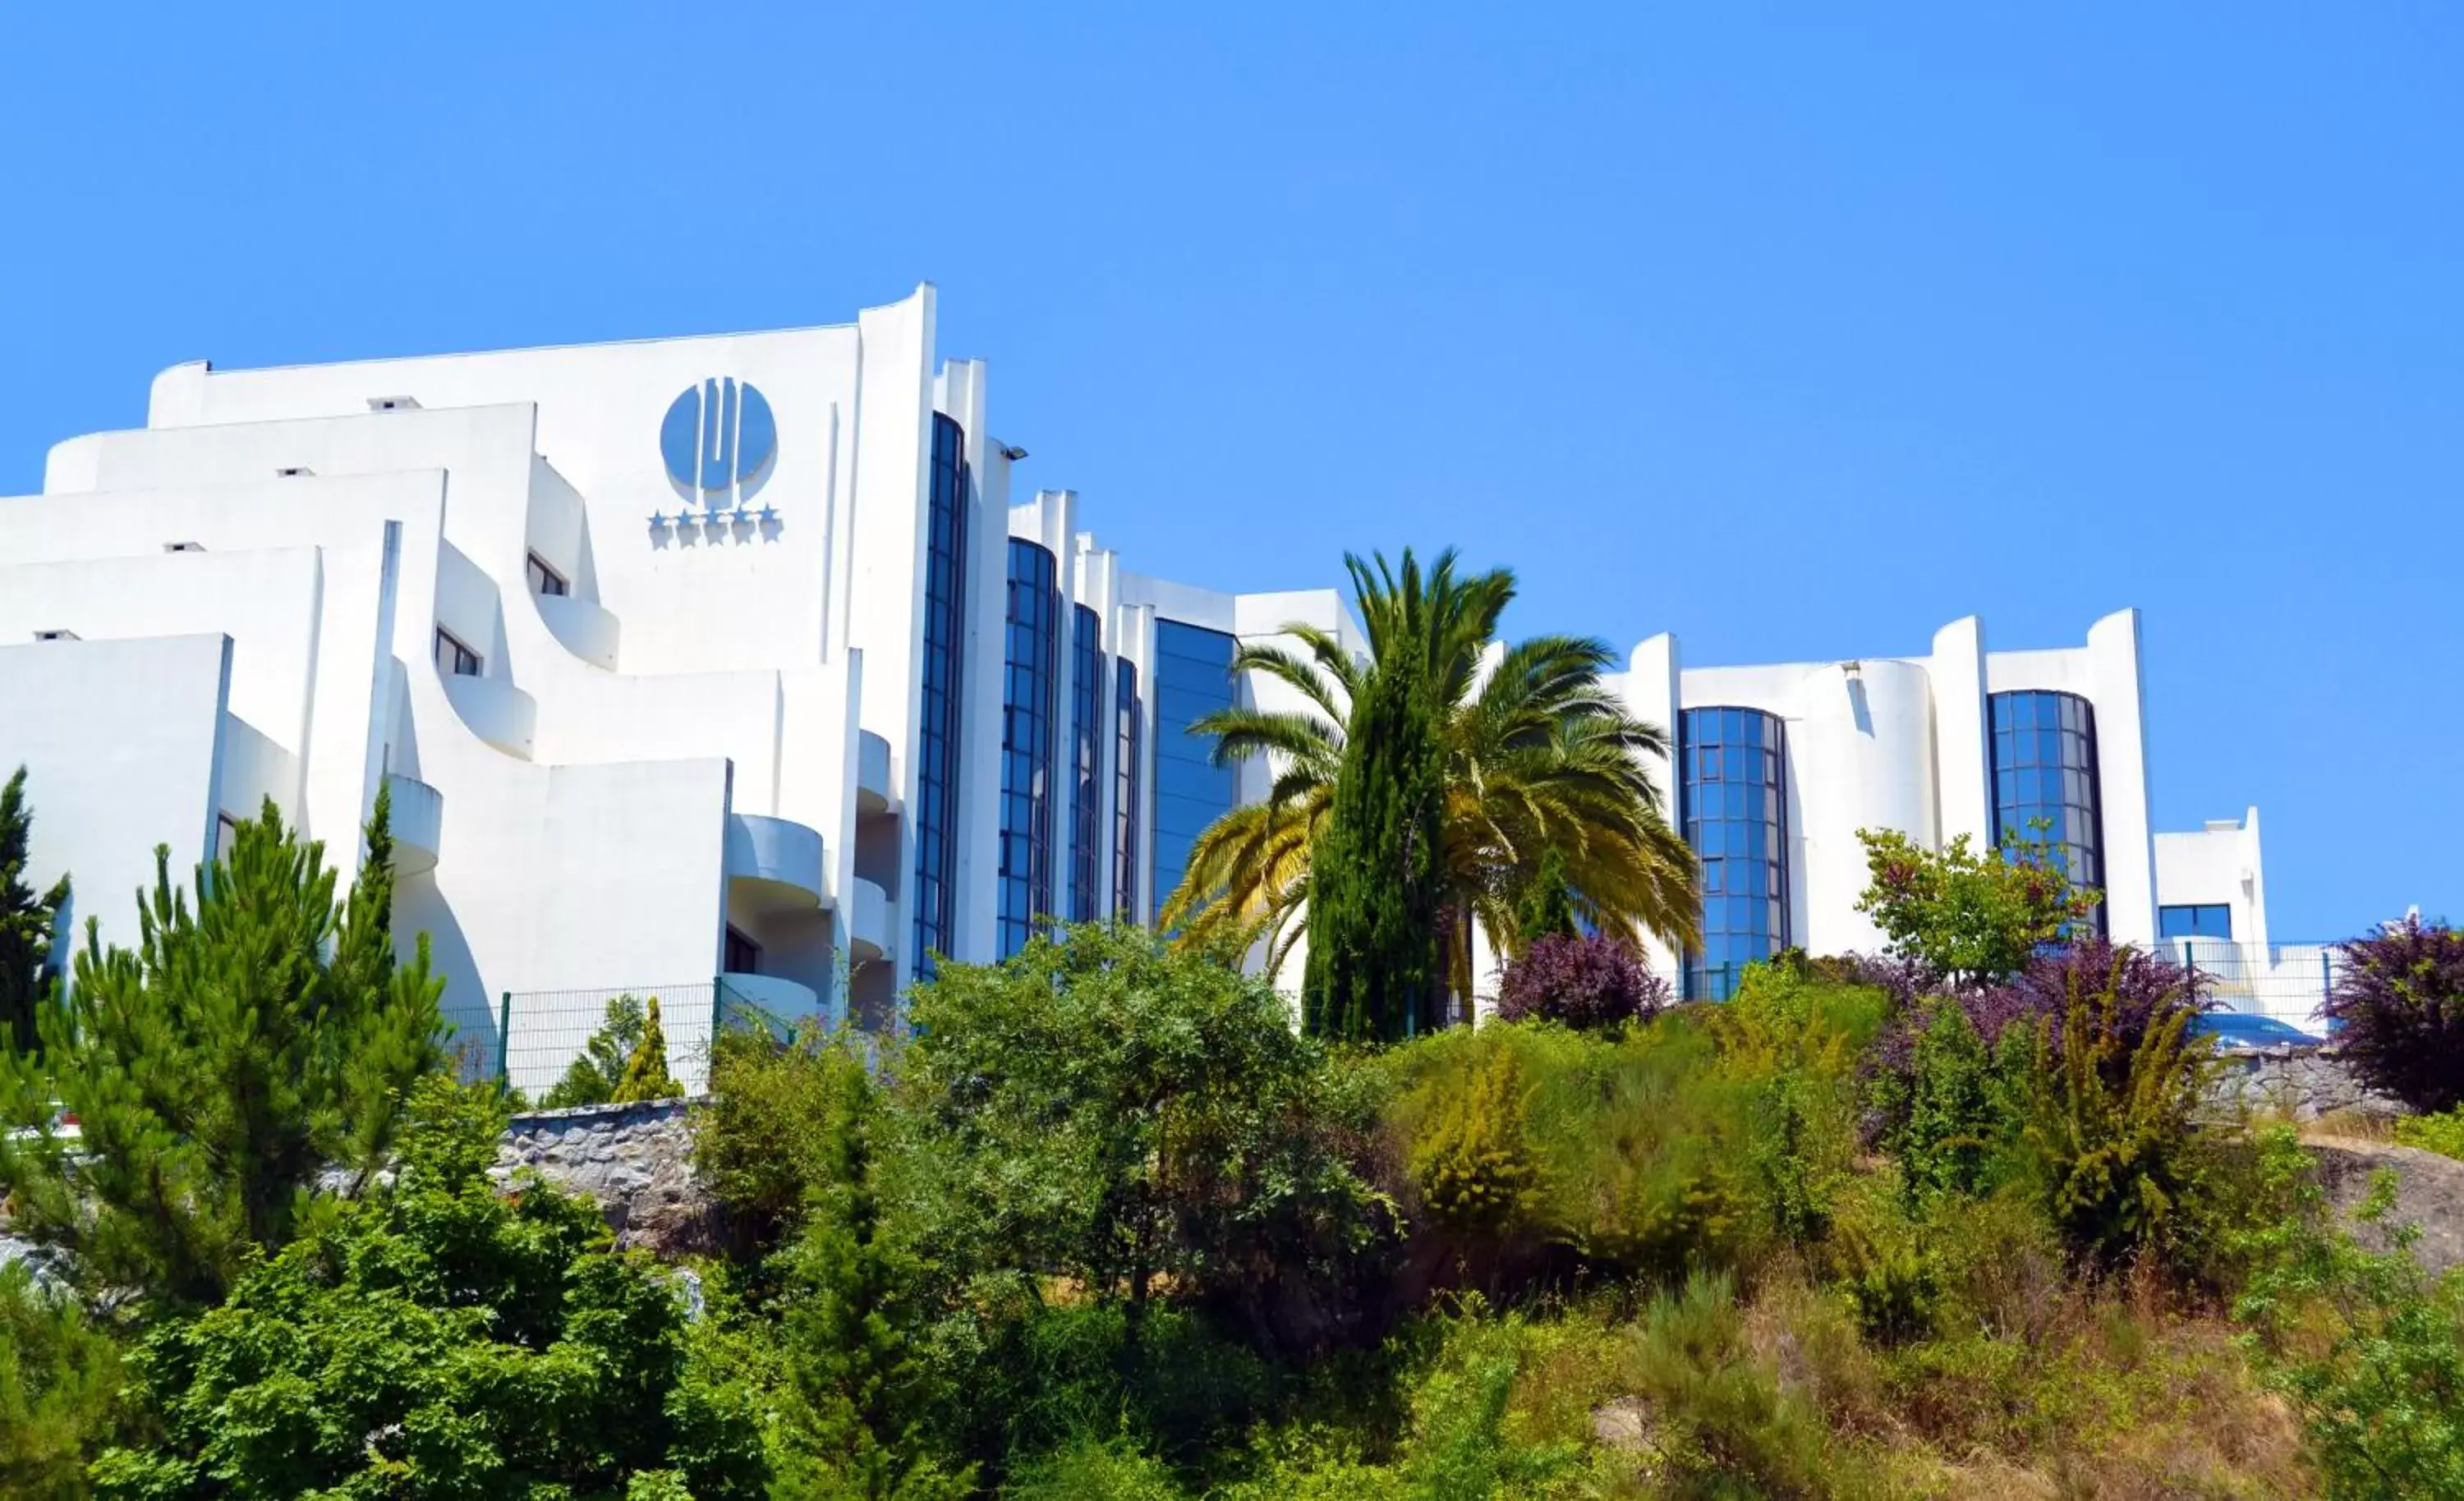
660,378,776,504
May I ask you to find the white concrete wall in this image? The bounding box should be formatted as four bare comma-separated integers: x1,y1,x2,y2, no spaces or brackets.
0,633,232,962
2155,806,2269,951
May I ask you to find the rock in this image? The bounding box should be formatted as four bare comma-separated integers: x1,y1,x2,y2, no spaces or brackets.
1591,1397,1655,1452
495,1097,719,1257
2209,1047,2404,1122
2305,1139,2464,1278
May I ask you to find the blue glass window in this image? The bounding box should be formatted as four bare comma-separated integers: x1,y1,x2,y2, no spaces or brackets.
1115,657,1142,921
1680,706,1788,1000
912,415,968,977
2159,903,2232,939
999,539,1060,957
1150,621,1238,925
1988,690,2104,933
1069,605,1103,924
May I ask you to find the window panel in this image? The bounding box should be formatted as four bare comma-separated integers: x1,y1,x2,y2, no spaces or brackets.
1680,706,1789,999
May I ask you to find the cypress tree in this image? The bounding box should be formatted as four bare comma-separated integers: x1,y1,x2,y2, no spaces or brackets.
0,789,447,1308
1515,846,1580,950
614,994,683,1101
1302,648,1444,1043
0,766,70,1058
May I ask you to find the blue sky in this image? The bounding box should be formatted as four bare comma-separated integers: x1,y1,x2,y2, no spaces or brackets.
3,5,2455,937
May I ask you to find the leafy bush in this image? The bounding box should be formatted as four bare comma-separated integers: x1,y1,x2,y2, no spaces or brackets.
2009,967,2211,1270
2395,1107,2464,1162
695,1024,875,1260
1854,825,2099,987
890,924,1393,1358
0,1262,121,1501
2323,916,2464,1113
543,991,649,1108
1409,1040,1542,1237
90,1077,766,1499
1493,932,1669,1031
2234,1126,2464,1497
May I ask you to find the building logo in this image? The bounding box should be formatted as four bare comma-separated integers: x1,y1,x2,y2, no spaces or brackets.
659,377,777,507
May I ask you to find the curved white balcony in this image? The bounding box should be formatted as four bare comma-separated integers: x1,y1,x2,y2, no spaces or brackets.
719,971,825,1034
856,730,894,815
849,875,892,962
725,811,825,908
384,772,443,877
536,593,621,670
443,672,537,760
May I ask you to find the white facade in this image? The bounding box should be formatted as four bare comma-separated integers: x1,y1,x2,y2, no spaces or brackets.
0,292,2308,1084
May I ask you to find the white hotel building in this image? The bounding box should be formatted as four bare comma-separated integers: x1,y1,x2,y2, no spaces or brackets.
0,287,2317,1086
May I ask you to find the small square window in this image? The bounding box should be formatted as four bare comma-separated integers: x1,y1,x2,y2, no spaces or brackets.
526,553,569,597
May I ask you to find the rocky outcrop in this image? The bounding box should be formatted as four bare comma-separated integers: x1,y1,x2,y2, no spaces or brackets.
2209,1046,2403,1122
2304,1138,2464,1278
494,1097,719,1256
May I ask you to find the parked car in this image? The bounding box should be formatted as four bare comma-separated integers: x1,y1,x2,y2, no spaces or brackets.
2190,1010,2322,1049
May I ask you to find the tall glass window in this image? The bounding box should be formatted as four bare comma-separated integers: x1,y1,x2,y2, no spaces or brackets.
1069,605,1103,924
1988,690,2104,931
1150,621,1238,925
1680,706,1789,1000
912,414,968,978
999,539,1060,957
1115,657,1142,921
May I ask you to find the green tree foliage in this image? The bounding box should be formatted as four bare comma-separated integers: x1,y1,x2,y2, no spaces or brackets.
1513,847,1579,948
2234,1127,2464,1498
1162,547,1695,1019
894,925,1391,1356
89,1077,767,1499
694,1025,873,1261
544,993,649,1109
1887,998,2003,1206
770,1039,968,1500
0,791,446,1309
1302,636,1443,1041
1853,826,2099,988
615,994,683,1102
0,766,71,1058
0,1263,122,1501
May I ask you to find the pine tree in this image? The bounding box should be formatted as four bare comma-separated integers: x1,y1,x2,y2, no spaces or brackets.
0,790,447,1308
0,767,70,1058
1302,647,1443,1042
614,995,683,1102
775,1043,964,1499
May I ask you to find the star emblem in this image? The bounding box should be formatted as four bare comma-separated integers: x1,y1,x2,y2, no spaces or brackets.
649,510,669,528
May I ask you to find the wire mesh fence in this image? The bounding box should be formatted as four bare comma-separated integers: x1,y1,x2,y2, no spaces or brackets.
494,981,719,1098
464,974,843,1099
2165,938,2344,1034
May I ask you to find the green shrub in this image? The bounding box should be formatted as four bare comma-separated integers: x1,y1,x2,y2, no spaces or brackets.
89,1077,766,1499
1826,1175,1942,1347
2009,965,2211,1270
2395,1106,2464,1162
0,1262,122,1500
2234,1126,2464,1498
1002,1437,1188,1500
1888,997,2003,1205
1409,1040,1542,1235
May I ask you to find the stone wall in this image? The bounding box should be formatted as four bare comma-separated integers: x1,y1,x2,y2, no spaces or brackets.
2208,1045,2402,1122
494,1096,718,1255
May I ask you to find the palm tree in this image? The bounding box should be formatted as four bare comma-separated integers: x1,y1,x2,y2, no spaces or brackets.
1160,548,1697,1019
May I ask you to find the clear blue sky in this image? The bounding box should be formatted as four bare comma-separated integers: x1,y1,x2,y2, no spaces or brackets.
3,5,2455,939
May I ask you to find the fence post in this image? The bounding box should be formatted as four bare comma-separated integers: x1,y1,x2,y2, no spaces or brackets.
494,990,512,1087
